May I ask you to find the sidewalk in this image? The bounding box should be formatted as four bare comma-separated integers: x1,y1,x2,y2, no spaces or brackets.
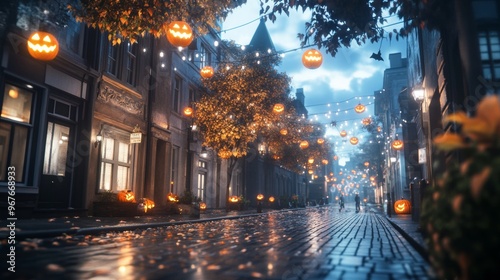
1,204,429,261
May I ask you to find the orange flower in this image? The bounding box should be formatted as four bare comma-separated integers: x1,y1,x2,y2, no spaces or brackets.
470,167,491,199
433,133,466,151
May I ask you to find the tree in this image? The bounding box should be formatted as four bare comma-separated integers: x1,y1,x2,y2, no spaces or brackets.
68,0,245,44
259,0,448,56
195,42,291,207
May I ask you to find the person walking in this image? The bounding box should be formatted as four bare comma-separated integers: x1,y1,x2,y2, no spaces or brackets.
355,193,361,213
339,195,345,212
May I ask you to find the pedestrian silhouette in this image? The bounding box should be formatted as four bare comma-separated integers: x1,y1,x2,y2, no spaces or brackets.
339,195,345,212
355,194,361,213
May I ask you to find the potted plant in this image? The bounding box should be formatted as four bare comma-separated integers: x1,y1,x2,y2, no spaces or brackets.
421,95,500,279
92,190,138,217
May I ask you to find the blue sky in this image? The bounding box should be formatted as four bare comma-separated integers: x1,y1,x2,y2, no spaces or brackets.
221,2,407,164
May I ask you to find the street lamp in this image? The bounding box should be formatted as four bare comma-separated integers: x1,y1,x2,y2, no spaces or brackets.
183,106,199,218
411,87,425,103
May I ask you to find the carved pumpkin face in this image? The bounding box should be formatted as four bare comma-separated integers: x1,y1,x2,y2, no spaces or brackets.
27,31,59,61
394,199,411,214
273,103,285,114
183,106,194,117
167,193,179,203
317,138,325,144
392,139,404,150
354,103,366,113
268,196,275,203
350,137,359,145
166,21,194,47
301,48,323,69
279,128,288,135
340,130,347,137
362,117,372,125
256,194,264,201
200,66,214,78
229,196,240,203
117,190,136,203
299,140,309,149
199,202,207,210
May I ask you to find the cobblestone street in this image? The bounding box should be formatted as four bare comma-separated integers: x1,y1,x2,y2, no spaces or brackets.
2,206,434,280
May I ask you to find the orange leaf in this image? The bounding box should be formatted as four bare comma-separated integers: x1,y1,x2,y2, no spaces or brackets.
433,133,465,151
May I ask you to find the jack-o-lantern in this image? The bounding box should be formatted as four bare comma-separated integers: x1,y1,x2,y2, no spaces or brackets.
299,140,309,149
391,139,404,150
117,190,136,203
166,21,194,48
362,117,372,126
256,194,264,201
268,196,275,203
394,199,411,214
340,130,347,137
333,155,338,161
279,128,288,135
273,103,285,114
27,31,59,61
350,137,359,145
321,159,328,165
200,66,214,78
183,106,194,117
317,138,325,144
199,202,207,210
138,198,155,213
301,48,323,69
354,103,366,113
167,193,179,203
229,196,240,203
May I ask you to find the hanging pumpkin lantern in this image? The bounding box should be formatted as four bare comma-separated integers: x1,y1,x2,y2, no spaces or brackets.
166,21,194,48
354,103,366,113
268,196,275,203
183,106,194,117
350,137,359,145
308,170,314,174
364,161,370,167
117,190,136,203
362,117,372,126
377,126,382,133
279,128,288,135
256,194,264,201
301,48,323,69
200,66,214,78
272,103,285,114
27,31,59,61
339,130,347,137
321,159,328,165
394,199,411,214
391,138,404,150
299,140,309,149
333,155,338,161
199,202,207,210
308,157,314,164
317,138,325,144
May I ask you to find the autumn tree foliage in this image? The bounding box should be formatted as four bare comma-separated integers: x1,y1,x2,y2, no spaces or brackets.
68,0,244,44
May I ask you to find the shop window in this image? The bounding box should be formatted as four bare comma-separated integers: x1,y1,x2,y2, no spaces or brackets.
0,83,34,182
99,127,133,191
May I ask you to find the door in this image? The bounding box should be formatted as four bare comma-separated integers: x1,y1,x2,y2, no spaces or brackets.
38,121,73,208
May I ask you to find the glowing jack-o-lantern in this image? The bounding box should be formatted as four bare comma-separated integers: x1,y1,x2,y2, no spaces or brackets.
301,48,323,69
321,159,328,165
362,117,372,126
391,139,404,150
117,190,136,203
256,194,264,201
199,202,207,210
229,196,240,203
279,128,288,135
299,140,309,149
183,106,193,117
138,198,155,213
350,137,359,145
339,130,347,137
273,103,285,114
27,31,59,61
167,193,179,203
394,199,411,214
317,138,325,144
166,21,194,48
200,66,214,78
354,103,366,113
268,196,275,203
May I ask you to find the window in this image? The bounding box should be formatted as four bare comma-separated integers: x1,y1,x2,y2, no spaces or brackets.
197,160,207,200
199,44,212,69
173,76,182,113
0,83,34,182
170,146,179,193
43,122,69,176
126,42,138,85
107,44,118,75
479,30,500,91
99,127,133,191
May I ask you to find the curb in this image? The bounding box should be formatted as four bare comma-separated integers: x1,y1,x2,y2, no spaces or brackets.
385,217,429,261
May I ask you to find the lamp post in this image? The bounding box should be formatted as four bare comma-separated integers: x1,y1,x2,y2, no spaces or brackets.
183,106,199,218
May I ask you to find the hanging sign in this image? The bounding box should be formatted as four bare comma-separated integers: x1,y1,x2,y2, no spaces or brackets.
130,125,142,144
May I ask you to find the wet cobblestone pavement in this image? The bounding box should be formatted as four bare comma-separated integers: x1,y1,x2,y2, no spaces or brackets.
2,206,434,280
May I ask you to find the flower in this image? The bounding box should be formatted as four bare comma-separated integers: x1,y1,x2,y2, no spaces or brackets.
421,95,500,279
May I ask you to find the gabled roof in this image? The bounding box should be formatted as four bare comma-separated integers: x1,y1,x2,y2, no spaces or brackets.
248,18,275,52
